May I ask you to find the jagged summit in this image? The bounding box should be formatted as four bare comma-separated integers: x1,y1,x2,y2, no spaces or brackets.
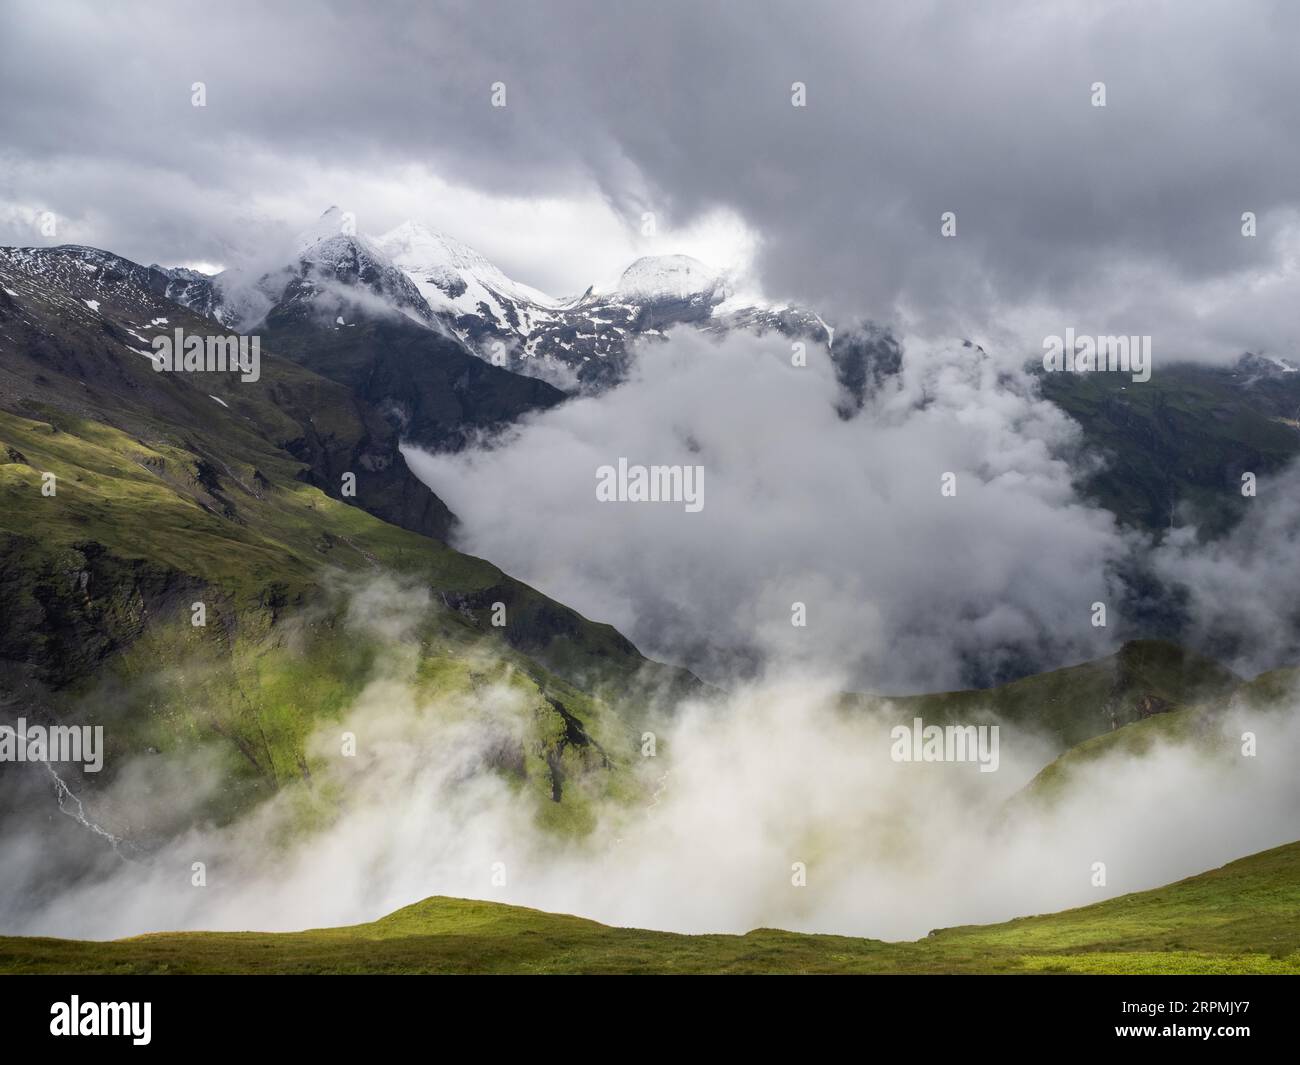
151,264,212,281
0,211,898,395
1237,351,1299,377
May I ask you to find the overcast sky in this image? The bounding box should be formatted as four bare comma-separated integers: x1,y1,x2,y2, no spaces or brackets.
2,0,1298,358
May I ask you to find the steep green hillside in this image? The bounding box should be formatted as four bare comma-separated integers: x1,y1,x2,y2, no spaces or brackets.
0,250,699,836
2,840,1295,974
0,404,691,830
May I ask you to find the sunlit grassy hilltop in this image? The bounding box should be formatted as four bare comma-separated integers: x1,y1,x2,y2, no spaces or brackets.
2,841,1297,975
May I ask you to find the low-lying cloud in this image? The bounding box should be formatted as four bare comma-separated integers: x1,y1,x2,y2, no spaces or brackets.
406,329,1132,692
1153,460,1300,676
1,582,1295,943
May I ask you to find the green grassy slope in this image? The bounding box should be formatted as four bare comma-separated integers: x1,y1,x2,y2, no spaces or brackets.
0,250,458,541
2,840,1296,974
0,252,699,832
0,387,711,809
0,405,673,831
0,248,694,699
0,405,672,688
841,639,1240,755
1012,666,1297,806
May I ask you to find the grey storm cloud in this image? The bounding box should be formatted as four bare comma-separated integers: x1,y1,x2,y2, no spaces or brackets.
2,0,1300,358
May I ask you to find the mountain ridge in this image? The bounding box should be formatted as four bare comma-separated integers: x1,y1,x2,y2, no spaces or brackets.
127,209,899,394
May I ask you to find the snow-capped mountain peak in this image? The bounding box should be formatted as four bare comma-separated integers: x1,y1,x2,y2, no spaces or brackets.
292,208,392,275
296,206,356,253
31,209,890,396
376,220,563,314
615,254,726,302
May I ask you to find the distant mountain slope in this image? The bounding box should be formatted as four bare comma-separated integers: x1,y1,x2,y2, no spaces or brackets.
374,221,740,387
842,639,1241,756
29,214,1297,542
379,222,902,398
1039,359,1300,537
200,214,895,397
1012,665,1298,807
3,840,1296,974
0,240,566,532
258,308,565,453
